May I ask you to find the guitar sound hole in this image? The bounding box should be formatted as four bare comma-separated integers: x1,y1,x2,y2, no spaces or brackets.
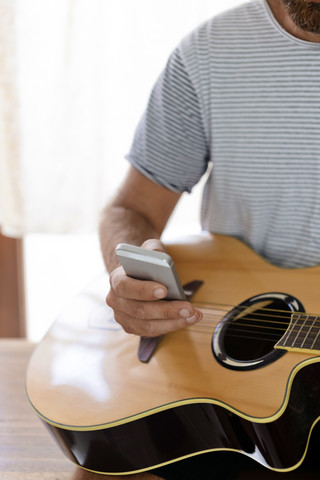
212,292,305,371
224,298,293,361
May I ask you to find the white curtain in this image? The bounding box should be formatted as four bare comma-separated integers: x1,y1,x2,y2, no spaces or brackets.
0,0,240,237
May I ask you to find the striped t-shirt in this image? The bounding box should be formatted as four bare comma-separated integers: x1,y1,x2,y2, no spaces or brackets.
127,0,320,268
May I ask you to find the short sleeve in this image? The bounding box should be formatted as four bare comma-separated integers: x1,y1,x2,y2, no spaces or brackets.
126,48,210,193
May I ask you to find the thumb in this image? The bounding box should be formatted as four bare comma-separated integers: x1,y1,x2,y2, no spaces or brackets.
141,238,166,253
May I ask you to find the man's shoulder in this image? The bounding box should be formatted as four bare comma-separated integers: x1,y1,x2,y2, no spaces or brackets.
209,0,262,26
179,0,265,52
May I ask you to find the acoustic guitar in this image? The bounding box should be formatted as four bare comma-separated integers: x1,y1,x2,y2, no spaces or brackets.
26,233,320,476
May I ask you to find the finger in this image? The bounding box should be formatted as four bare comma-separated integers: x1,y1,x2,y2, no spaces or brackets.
110,267,167,301
141,238,166,252
115,309,203,337
111,297,199,323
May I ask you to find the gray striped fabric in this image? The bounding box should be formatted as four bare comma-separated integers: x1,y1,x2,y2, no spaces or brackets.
127,0,320,268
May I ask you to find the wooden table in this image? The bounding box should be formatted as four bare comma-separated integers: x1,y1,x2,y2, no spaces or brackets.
0,340,74,479
0,340,159,480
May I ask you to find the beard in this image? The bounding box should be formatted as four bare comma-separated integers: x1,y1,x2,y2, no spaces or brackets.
281,0,320,34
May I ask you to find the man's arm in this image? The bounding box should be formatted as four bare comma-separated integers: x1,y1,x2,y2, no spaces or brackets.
99,166,203,337
99,166,180,271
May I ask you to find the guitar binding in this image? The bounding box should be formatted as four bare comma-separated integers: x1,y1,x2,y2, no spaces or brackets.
212,292,305,371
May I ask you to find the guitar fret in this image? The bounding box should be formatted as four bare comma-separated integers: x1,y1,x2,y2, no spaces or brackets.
291,315,308,348
282,313,300,348
300,316,317,349
300,315,310,348
311,324,320,350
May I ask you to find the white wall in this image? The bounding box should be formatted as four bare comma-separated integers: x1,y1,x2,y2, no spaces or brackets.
25,0,244,341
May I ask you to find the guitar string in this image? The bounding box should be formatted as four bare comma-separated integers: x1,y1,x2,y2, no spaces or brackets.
186,325,298,345
200,328,320,347
192,306,315,328
196,312,298,328
182,290,319,345
193,300,320,321
187,321,313,345
219,329,320,348
191,324,283,338
188,318,288,336
183,294,320,338
192,312,320,335
187,330,308,345
191,327,320,349
189,325,282,342
210,332,283,344
194,314,314,334
194,299,317,315
196,309,294,325
186,312,320,343
196,317,290,331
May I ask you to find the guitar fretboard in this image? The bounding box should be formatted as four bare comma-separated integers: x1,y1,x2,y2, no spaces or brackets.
275,313,320,354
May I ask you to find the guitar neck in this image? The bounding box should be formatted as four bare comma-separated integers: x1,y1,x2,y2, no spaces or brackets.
276,313,320,354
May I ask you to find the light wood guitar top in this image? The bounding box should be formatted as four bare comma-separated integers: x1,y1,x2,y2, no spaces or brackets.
26,233,320,429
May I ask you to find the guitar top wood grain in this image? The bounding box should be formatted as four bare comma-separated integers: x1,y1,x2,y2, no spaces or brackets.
26,233,320,428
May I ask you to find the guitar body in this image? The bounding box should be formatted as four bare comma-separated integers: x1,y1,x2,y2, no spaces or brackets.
26,233,320,475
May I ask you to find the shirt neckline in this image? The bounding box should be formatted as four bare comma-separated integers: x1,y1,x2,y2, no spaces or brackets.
262,0,320,48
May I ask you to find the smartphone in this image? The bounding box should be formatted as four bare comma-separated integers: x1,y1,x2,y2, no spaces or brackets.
115,243,186,301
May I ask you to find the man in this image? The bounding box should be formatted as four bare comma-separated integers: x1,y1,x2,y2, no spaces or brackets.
99,0,320,478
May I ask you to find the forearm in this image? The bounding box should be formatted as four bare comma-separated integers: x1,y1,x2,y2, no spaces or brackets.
99,166,181,273
98,171,202,336
99,204,162,273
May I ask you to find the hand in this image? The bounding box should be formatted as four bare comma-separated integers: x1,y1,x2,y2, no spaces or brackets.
106,239,203,337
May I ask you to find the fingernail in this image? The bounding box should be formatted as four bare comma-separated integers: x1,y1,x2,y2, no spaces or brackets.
186,312,201,324
154,288,166,299
179,307,192,318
